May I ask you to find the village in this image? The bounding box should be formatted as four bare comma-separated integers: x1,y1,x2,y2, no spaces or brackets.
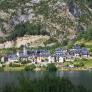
0,44,90,70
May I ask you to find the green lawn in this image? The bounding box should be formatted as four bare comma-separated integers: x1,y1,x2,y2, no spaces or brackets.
73,59,92,68
63,59,92,68
4,66,24,71
76,40,92,52
83,59,92,68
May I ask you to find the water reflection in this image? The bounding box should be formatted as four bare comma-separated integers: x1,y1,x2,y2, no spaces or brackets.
0,71,92,91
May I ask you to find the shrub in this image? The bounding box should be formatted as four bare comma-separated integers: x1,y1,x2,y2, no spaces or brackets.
24,64,36,71
21,60,31,64
46,63,57,72
7,22,49,41
2,64,6,67
65,63,69,67
89,48,92,52
24,65,31,71
80,43,85,47
0,67,4,71
78,26,92,41
81,58,88,61
79,62,84,67
74,62,84,67
30,64,36,71
9,63,21,67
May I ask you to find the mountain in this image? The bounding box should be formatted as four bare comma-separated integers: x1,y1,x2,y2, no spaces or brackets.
0,0,92,48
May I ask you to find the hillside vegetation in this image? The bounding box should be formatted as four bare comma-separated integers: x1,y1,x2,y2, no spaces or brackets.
0,0,92,46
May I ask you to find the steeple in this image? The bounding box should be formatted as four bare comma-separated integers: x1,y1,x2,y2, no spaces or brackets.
23,45,27,55
16,51,20,57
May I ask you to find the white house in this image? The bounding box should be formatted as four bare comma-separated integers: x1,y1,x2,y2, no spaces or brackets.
58,57,64,63
55,48,64,63
1,56,5,63
48,56,55,63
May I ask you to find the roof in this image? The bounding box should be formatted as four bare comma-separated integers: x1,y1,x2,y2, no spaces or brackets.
8,54,18,60
55,48,62,51
35,50,50,57
73,45,81,50
55,48,63,57
81,48,89,55
19,52,28,58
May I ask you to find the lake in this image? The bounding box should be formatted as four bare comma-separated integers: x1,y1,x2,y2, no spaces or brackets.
0,70,92,91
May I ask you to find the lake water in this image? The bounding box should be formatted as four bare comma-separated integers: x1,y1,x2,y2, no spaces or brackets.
0,70,92,91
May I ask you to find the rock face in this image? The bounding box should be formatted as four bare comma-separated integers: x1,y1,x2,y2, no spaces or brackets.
0,0,92,47
0,35,50,49
0,41,14,49
15,35,49,48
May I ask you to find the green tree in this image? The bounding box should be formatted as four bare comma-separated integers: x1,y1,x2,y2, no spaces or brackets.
46,63,57,72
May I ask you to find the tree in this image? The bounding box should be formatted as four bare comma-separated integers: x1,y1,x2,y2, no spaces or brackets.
46,63,57,72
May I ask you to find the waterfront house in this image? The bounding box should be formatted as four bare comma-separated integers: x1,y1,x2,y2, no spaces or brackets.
18,52,29,61
1,56,8,63
1,54,18,64
81,47,89,58
7,54,18,64
55,48,64,63
72,45,89,58
48,55,55,63
72,45,81,58
35,50,50,63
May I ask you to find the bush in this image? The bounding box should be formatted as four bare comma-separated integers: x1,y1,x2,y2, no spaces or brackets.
9,63,21,67
74,62,84,67
24,64,36,71
78,26,92,41
89,48,92,52
80,43,85,47
2,64,6,67
0,67,4,71
21,60,31,64
30,64,36,71
7,22,49,41
24,65,31,71
81,58,88,61
46,63,57,72
65,63,69,67
79,62,84,67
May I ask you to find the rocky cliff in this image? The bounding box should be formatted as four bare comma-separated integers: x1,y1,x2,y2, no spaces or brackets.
0,35,50,48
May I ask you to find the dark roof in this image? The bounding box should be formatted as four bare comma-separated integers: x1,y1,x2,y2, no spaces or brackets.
81,48,89,55
55,48,63,56
8,54,18,60
35,50,50,57
73,45,81,50
55,48,62,51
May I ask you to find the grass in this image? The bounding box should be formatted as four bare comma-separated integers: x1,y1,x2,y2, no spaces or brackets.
2,59,92,72
75,40,92,51
83,59,92,68
4,66,24,71
60,58,92,71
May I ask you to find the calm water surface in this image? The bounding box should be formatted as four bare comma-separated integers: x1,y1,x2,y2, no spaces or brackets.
0,71,92,91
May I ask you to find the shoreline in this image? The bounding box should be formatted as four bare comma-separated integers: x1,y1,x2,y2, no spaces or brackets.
58,67,91,71
1,66,92,72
